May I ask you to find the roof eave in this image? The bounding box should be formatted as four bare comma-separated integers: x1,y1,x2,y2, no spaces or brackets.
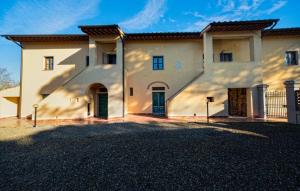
201,19,279,34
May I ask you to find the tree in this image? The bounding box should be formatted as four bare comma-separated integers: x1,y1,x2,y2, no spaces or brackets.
0,67,18,91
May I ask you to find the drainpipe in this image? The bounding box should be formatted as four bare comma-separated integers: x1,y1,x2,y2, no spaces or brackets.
122,37,125,117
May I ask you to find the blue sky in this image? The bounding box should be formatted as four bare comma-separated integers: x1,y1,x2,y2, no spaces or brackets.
0,0,299,81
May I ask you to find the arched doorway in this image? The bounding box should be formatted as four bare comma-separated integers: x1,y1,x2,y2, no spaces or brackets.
89,83,108,119
147,81,170,116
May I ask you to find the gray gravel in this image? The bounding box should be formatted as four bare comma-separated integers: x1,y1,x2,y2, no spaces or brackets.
0,122,299,190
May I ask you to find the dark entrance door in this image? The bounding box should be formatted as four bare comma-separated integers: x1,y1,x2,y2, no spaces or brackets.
228,88,247,117
98,93,108,119
152,92,165,115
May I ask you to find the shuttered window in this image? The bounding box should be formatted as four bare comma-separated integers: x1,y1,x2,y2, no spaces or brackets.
44,57,54,70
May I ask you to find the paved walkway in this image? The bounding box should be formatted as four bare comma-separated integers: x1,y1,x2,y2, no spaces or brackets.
0,115,287,129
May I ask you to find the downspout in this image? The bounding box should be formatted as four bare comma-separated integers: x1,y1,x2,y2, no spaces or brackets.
3,36,23,48
270,19,279,30
19,45,23,118
122,37,125,117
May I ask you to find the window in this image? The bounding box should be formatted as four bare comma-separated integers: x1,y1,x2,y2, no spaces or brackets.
153,56,164,70
87,103,91,116
152,87,165,91
220,52,233,62
86,56,89,67
103,53,116,64
130,87,133,96
44,57,54,70
286,51,298,65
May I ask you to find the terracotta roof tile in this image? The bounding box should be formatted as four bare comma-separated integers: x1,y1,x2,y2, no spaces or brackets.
1,34,89,42
125,32,202,40
202,19,279,33
262,28,300,36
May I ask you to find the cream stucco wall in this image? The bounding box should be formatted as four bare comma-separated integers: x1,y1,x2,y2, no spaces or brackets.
20,41,89,118
33,38,123,120
124,40,203,114
168,32,262,117
0,86,20,118
15,31,300,120
213,38,251,62
262,36,300,90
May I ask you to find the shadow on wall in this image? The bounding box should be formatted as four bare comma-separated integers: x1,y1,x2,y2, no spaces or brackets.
263,38,300,90
170,38,300,117
38,47,87,95
34,42,124,119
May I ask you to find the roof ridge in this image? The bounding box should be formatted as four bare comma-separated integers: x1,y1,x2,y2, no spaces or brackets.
126,32,201,35
210,19,279,24
78,24,119,28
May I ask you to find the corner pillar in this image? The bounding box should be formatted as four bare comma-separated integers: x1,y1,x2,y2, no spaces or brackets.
284,80,300,124
203,32,213,68
256,84,268,119
116,38,125,117
89,38,97,66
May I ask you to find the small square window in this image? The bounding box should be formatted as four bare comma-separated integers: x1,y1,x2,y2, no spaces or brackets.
220,52,233,62
44,57,54,70
87,103,91,116
153,56,164,70
103,53,116,64
108,54,116,64
130,87,133,96
285,51,298,65
86,56,89,67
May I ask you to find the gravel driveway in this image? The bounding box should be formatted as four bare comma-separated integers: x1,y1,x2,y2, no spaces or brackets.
0,122,299,190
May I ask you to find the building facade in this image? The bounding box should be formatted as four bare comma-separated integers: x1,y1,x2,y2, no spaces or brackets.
1,19,300,120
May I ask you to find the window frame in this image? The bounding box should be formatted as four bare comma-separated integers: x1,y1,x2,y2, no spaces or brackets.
220,52,233,62
44,56,54,71
86,56,90,67
130,87,133,96
103,53,117,65
285,51,298,66
152,56,164,70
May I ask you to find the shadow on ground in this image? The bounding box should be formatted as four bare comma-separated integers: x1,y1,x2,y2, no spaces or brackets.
0,122,299,190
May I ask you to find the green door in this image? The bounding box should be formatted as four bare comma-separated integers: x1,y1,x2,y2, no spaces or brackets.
152,92,165,115
98,93,108,119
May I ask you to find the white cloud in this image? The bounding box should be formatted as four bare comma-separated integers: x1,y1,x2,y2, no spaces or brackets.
0,0,100,34
218,0,236,12
119,0,166,31
186,0,288,31
266,0,287,14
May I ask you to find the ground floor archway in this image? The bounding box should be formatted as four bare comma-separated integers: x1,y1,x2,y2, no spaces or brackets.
89,83,108,119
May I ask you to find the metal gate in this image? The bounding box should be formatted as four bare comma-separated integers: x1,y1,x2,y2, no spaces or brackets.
265,91,287,118
296,90,300,111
